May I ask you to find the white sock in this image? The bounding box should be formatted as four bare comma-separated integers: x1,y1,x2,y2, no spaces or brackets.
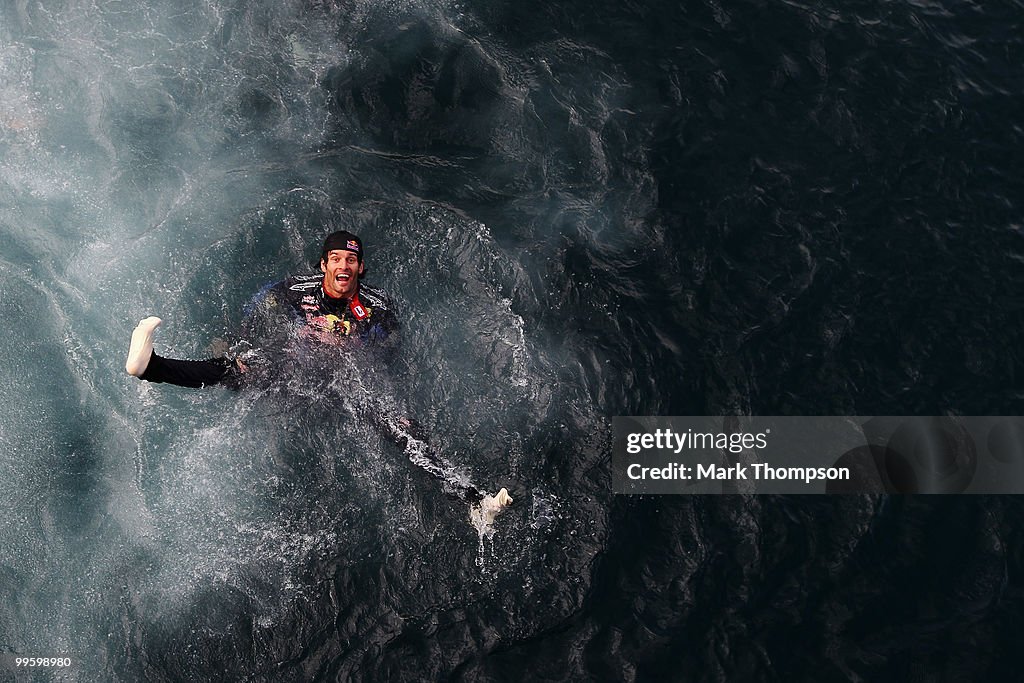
481,487,513,514
125,316,162,377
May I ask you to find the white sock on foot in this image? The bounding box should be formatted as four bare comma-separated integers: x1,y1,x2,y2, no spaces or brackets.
470,488,513,530
125,316,162,377
481,487,513,514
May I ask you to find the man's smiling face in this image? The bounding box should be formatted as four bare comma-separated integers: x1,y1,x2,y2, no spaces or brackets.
320,249,363,298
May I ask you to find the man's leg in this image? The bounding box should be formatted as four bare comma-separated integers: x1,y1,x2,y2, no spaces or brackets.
140,354,237,388
374,412,513,515
125,317,238,388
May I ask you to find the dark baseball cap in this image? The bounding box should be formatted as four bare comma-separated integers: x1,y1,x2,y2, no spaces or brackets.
321,231,363,261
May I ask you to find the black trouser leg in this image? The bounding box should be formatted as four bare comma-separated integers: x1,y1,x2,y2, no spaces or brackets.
367,409,485,503
139,353,237,388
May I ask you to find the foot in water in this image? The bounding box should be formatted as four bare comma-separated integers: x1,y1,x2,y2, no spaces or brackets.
125,316,162,376
483,488,513,513
472,487,513,528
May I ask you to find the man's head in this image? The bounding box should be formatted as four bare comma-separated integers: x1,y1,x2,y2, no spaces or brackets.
320,230,364,299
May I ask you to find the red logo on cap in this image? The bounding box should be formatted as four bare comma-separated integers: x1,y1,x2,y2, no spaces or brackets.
346,240,360,251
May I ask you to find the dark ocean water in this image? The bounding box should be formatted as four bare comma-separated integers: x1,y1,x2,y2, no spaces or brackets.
1,0,1022,680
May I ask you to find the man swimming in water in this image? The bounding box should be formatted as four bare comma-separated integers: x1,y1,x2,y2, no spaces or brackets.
126,230,398,387
125,230,512,514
